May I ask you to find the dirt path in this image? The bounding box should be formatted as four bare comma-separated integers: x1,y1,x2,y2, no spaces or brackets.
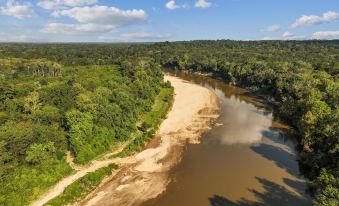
32,126,145,206
31,75,219,206
80,76,220,206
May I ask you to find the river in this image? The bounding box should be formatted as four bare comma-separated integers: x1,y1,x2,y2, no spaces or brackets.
141,70,311,206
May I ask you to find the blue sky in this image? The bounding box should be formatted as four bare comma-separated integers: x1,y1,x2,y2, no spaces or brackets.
0,0,339,42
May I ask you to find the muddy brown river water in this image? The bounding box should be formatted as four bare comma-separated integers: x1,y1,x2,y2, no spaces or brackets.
140,70,311,206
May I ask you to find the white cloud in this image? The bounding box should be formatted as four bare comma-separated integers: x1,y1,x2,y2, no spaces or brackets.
282,31,294,38
0,33,45,42
166,0,188,10
281,31,306,40
37,1,56,10
52,6,147,26
99,32,173,42
262,32,306,40
0,0,37,19
195,0,212,8
41,6,147,35
261,24,281,32
41,23,115,34
166,1,180,10
291,11,339,28
37,0,97,10
312,31,339,39
261,36,277,40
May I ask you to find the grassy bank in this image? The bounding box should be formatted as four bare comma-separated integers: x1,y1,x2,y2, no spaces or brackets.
114,85,174,158
45,164,118,206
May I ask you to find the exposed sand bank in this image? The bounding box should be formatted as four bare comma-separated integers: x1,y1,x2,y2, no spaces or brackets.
81,76,220,206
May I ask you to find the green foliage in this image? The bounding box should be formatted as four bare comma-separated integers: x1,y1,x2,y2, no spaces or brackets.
41,83,79,112
117,87,174,158
0,160,72,206
45,164,118,206
32,105,62,124
0,57,165,205
66,110,96,164
313,169,339,206
23,91,41,113
25,142,56,165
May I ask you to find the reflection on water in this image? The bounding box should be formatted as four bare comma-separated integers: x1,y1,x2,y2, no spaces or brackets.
216,93,272,145
141,70,311,206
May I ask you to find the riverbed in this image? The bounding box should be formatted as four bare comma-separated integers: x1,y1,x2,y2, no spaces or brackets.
141,70,311,206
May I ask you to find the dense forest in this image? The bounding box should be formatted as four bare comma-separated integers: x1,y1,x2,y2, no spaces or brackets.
0,57,165,205
0,40,338,205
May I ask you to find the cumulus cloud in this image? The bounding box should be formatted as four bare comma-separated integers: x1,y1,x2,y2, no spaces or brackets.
0,0,37,19
52,6,147,26
282,31,294,38
291,11,339,28
37,0,97,10
100,32,173,42
262,32,306,40
41,23,115,34
281,31,306,40
312,31,339,39
195,0,212,8
166,1,179,10
261,36,277,40
42,6,147,34
165,0,188,10
261,24,281,32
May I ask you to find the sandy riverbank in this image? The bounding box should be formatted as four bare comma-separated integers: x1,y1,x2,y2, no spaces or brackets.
81,75,220,206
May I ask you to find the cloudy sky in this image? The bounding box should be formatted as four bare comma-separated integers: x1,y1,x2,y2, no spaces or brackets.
0,0,338,42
